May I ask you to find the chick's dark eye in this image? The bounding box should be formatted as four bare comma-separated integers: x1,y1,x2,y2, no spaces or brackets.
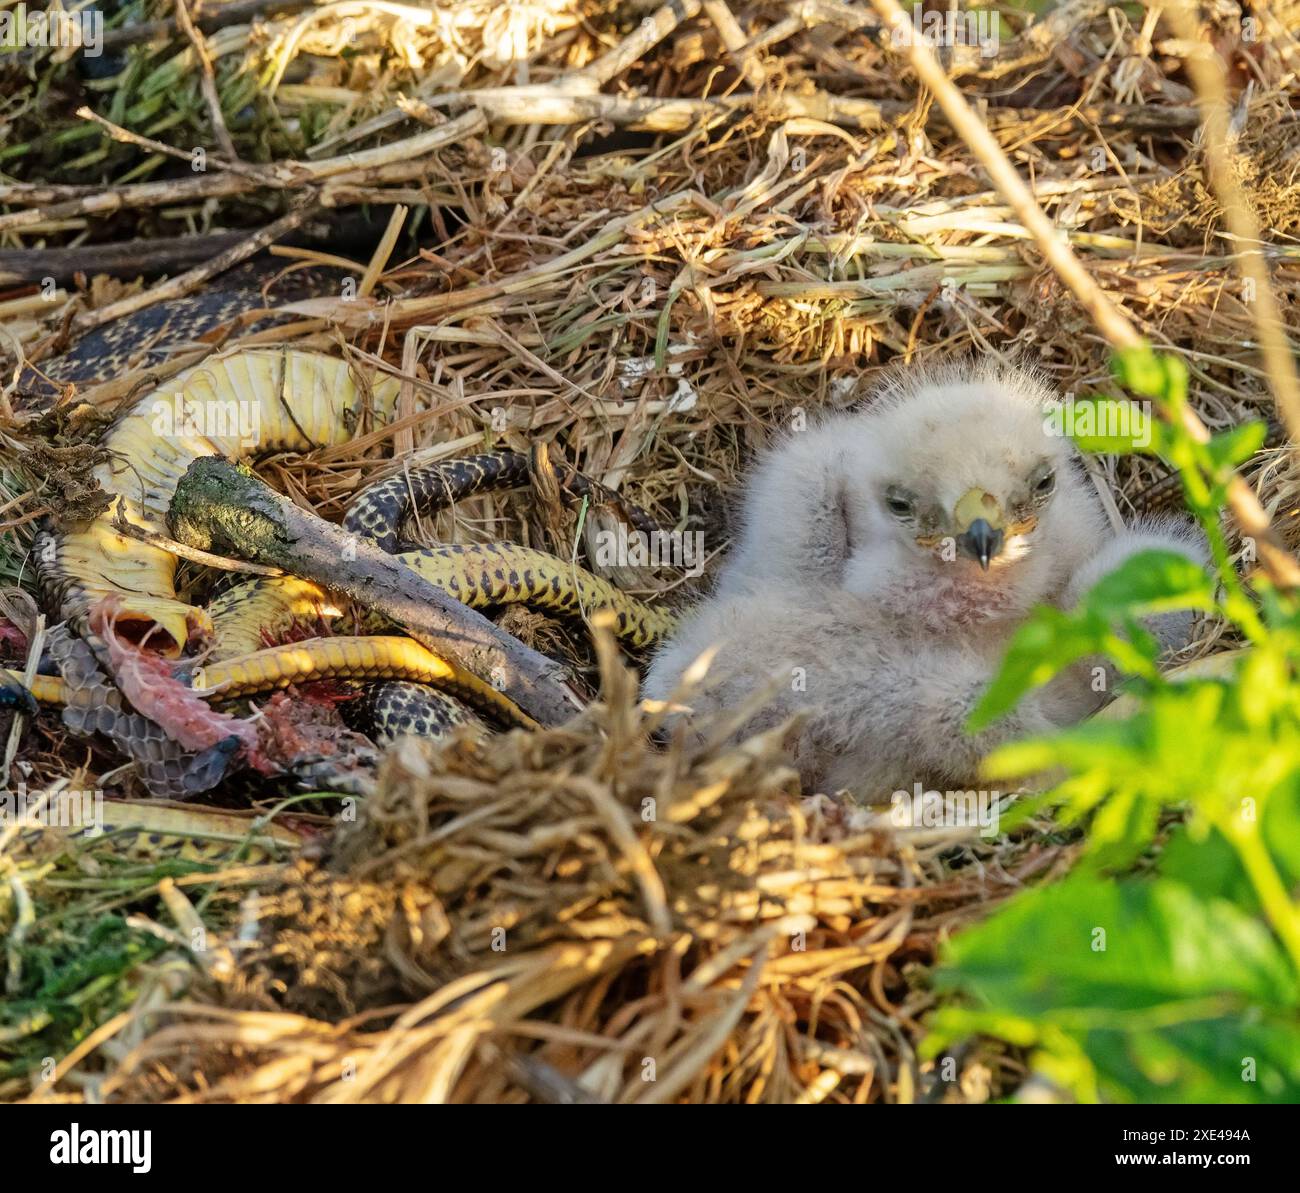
1032,469,1056,497
884,488,915,517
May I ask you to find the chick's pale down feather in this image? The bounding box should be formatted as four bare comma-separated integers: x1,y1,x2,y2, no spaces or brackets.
643,363,1207,799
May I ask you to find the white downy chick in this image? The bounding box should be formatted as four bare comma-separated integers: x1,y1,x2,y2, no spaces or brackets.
643,362,1206,797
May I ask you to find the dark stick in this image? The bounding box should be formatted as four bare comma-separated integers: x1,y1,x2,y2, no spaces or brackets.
0,230,267,287
981,102,1201,135
0,209,390,286
67,205,316,336
167,457,584,728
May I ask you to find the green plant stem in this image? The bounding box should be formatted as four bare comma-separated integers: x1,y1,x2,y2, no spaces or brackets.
1182,470,1269,642
1224,817,1300,979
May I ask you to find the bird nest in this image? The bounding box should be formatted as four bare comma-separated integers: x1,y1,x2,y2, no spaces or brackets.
2,0,1299,1102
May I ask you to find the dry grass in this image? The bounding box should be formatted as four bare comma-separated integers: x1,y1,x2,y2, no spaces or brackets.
1,0,1298,1102
12,638,1068,1104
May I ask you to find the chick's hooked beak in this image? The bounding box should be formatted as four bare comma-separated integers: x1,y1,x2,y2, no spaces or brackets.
953,487,1005,571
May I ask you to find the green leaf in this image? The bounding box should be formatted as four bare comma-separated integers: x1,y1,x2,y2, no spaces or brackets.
982,717,1144,781
1111,347,1189,408
937,876,1298,1013
970,550,1212,733
1205,419,1268,473
933,875,1300,1102
1158,823,1257,907
1057,397,1164,455
1082,550,1217,621
1235,645,1289,726
1086,786,1161,867
1161,782,1300,910
967,607,1101,731
1086,1018,1300,1103
942,345,1300,1105
927,1005,1300,1103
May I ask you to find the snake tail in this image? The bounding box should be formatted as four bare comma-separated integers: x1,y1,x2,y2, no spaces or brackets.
191,635,539,730
404,543,676,650
342,450,665,554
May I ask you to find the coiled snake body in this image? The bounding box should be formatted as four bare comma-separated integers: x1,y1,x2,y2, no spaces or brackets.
9,347,677,798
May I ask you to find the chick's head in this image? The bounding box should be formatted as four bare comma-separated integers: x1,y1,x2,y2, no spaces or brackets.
836,366,1101,625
